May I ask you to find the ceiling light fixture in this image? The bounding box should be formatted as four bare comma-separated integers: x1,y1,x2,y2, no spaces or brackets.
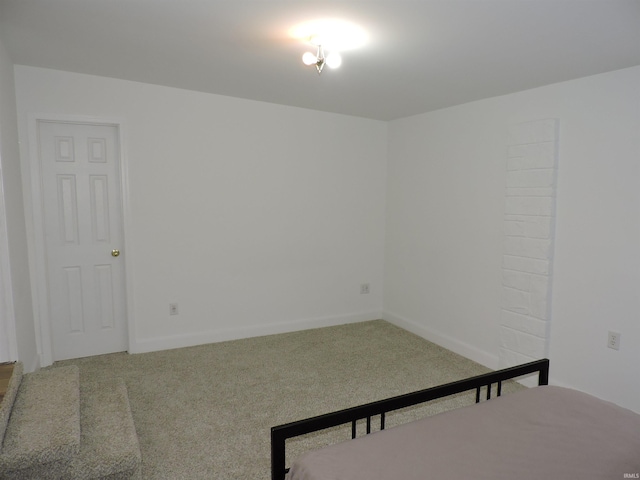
302,43,342,74
290,20,367,75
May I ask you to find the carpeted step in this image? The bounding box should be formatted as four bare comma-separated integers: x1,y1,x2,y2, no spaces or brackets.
0,365,81,479
69,379,141,479
0,362,23,447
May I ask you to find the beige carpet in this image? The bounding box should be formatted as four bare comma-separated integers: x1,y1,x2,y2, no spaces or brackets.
54,320,523,479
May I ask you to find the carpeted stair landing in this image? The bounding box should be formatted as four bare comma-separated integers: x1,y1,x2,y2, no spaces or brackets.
0,362,141,479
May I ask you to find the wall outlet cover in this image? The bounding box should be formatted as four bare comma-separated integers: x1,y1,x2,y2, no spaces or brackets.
608,331,621,350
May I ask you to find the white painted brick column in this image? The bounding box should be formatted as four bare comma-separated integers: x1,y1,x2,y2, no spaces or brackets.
499,119,558,369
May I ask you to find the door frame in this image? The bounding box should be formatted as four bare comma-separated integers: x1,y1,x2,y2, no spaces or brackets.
25,113,135,366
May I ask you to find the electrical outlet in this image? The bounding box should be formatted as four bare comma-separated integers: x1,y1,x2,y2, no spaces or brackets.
169,303,179,316
360,283,370,295
608,331,621,350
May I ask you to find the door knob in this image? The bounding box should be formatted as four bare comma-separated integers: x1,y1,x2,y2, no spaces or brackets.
111,249,120,257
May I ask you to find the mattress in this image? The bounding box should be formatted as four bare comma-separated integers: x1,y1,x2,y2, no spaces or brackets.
286,386,640,480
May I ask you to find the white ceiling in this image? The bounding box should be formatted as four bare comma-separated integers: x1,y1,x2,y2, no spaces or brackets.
1,0,639,121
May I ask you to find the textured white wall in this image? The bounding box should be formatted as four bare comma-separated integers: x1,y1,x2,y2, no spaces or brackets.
385,66,640,413
499,119,558,369
14,66,387,354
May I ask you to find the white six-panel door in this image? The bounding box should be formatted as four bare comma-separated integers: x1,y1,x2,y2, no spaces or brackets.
38,121,127,360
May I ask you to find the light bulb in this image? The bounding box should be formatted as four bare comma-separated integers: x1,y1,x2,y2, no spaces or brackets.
302,51,317,66
325,52,342,69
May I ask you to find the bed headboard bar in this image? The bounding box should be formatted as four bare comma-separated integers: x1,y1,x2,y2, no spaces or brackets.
271,358,549,480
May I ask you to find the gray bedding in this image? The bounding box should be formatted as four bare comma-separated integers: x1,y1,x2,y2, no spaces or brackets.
286,386,640,480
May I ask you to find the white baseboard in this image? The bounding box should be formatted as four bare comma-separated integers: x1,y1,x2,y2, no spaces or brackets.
383,310,499,370
129,310,384,355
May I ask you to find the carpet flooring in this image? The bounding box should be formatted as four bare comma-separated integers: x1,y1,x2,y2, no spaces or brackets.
53,320,523,479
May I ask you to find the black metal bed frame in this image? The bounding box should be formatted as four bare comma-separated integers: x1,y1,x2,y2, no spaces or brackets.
271,358,549,480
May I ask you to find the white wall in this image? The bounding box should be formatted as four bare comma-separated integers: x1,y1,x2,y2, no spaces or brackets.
385,66,640,413
0,39,37,369
384,98,508,367
0,40,15,363
11,63,640,413
14,66,387,354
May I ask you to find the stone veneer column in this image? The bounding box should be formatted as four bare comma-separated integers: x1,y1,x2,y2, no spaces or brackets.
499,119,558,369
